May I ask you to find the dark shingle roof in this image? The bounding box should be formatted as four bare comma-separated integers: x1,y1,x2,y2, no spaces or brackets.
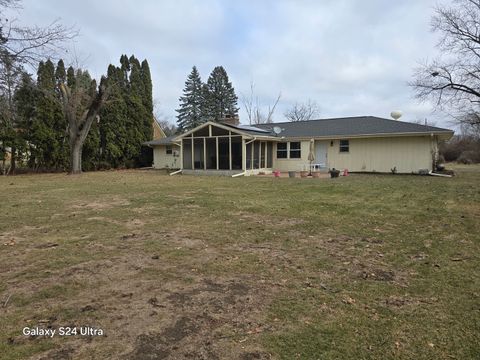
144,135,178,146
254,116,453,138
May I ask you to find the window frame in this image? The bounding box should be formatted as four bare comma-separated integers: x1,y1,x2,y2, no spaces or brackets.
166,145,173,155
276,142,288,159
339,139,349,153
289,141,301,159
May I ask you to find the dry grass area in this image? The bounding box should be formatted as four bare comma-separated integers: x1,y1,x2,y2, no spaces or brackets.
0,166,479,359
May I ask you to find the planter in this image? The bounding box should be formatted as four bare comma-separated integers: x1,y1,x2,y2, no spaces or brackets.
312,171,321,178
329,169,340,178
300,171,308,178
288,171,296,178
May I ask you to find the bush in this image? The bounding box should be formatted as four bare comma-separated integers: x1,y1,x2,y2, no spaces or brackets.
440,136,480,163
96,161,112,171
457,150,480,164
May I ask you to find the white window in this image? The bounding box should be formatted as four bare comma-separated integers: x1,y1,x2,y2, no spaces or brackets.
277,143,287,158
289,142,301,158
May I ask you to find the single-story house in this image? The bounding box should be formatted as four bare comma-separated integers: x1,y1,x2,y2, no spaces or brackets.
144,116,453,175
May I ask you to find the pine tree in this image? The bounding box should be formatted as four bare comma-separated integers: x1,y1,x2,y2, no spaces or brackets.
99,64,128,167
33,59,67,169
14,73,39,168
176,66,205,131
204,66,238,122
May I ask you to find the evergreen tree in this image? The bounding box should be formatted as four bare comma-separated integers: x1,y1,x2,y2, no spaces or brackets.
204,66,238,122
98,55,154,168
14,73,39,168
99,64,128,167
55,59,66,84
176,66,205,131
33,59,68,169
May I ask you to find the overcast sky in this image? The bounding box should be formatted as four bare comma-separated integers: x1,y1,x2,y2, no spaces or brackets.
12,0,452,127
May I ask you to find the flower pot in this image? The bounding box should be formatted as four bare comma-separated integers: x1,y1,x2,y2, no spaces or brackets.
312,171,321,178
329,168,340,178
300,171,308,178
288,171,296,178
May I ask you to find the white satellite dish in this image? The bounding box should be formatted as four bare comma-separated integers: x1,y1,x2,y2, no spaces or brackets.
391,110,402,120
273,126,282,135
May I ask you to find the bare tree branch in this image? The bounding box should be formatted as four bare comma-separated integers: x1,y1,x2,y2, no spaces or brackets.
410,0,480,126
284,99,320,122
240,82,281,125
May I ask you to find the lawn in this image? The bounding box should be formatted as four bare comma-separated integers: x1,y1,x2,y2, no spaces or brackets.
0,166,479,359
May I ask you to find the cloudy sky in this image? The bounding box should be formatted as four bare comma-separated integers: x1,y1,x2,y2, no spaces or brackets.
12,0,452,126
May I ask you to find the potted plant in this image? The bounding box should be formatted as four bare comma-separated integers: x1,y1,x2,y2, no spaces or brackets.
288,171,296,178
300,165,309,178
329,168,340,178
312,170,321,178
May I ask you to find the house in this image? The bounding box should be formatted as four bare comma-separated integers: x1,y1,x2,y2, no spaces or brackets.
144,116,453,175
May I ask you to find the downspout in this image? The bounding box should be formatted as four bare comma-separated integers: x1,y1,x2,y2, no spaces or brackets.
232,137,257,177
170,169,182,176
170,141,183,175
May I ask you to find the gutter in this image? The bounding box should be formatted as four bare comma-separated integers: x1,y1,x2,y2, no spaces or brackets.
245,137,257,145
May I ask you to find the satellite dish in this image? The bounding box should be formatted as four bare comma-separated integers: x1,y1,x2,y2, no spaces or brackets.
391,110,402,120
273,126,282,135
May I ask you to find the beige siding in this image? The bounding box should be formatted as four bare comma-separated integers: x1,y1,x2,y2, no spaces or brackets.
273,141,311,172
271,136,436,173
153,145,180,169
327,136,435,173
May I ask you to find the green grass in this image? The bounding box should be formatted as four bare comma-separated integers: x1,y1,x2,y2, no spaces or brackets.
0,166,479,359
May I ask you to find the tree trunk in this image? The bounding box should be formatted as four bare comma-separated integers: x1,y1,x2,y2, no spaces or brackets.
70,140,83,174
10,146,16,175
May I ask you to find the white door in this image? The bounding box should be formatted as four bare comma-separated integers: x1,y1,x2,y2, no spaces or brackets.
315,141,328,168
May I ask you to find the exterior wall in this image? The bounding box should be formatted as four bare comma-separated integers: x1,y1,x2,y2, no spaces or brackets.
271,136,436,173
153,145,180,169
273,141,311,172
327,136,435,173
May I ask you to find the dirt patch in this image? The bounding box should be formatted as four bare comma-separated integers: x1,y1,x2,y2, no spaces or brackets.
70,196,130,211
231,212,305,227
360,269,395,281
239,351,272,360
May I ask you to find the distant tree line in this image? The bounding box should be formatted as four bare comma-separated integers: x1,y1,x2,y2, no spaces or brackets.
176,65,239,132
0,55,154,173
439,124,480,164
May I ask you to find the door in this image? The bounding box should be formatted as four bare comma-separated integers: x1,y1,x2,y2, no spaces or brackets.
315,141,328,168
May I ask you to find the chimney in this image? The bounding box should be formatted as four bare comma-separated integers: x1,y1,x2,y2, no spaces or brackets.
220,114,240,126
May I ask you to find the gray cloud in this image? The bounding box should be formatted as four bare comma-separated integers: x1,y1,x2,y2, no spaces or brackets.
14,0,452,126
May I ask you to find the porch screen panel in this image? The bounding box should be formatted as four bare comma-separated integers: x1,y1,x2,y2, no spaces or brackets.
182,139,192,169
253,141,260,169
246,143,252,169
193,138,204,169
205,138,216,169
231,136,242,170
260,142,266,168
267,143,273,168
218,138,229,170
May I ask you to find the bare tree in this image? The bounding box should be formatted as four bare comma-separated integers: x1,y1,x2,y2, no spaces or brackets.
410,0,480,126
153,98,177,136
0,1,77,66
284,99,320,122
58,73,109,174
241,82,281,125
